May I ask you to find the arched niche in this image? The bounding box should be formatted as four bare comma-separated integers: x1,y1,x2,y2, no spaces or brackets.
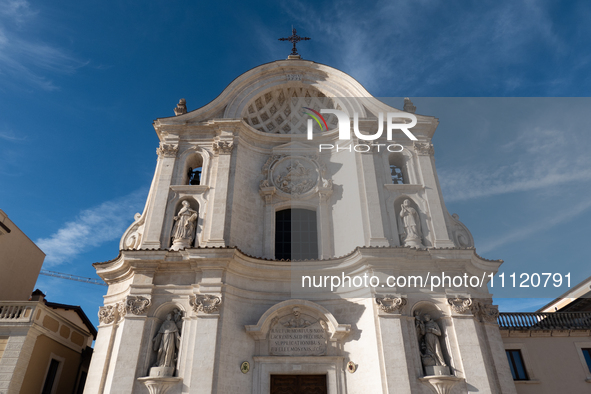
173,147,210,186
411,300,455,376
394,195,430,248
162,197,201,249
143,302,187,377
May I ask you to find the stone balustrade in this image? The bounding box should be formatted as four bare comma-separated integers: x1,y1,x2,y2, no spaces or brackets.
0,302,36,323
498,312,591,330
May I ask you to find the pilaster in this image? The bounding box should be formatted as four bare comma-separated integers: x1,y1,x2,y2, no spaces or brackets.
413,143,454,248
141,143,179,249
205,139,233,247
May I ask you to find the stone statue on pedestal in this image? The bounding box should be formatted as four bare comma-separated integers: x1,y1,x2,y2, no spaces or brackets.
150,310,183,377
416,312,450,376
400,199,423,247
170,201,198,251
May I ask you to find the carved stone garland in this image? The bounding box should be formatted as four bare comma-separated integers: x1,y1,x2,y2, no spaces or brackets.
190,294,222,314
375,295,407,314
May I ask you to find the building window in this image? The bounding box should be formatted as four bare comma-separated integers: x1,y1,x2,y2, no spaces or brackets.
275,209,318,260
582,348,591,373
506,349,528,380
42,359,61,394
390,164,404,184
388,154,407,184
187,167,202,185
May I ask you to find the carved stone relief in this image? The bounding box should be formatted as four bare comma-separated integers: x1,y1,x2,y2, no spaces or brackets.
98,305,117,324
259,154,332,200
212,140,233,154
448,213,474,248
413,142,434,156
375,295,407,314
126,296,151,315
471,299,499,324
190,294,222,314
447,297,473,314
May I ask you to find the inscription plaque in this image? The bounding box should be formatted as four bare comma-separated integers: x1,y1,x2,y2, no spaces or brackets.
268,307,328,356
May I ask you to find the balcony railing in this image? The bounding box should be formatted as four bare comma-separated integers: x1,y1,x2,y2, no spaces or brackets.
0,302,36,323
498,312,591,330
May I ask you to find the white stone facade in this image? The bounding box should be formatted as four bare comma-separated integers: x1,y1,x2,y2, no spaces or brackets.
85,60,517,393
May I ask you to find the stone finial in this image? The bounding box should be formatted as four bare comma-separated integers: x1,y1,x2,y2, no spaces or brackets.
174,98,187,116
404,97,416,113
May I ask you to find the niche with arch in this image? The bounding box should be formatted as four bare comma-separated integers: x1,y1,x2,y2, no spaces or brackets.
143,303,186,378
394,196,429,248
169,198,200,250
182,152,204,186
411,301,454,376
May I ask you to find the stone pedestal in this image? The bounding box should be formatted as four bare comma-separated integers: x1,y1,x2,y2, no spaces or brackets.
424,365,450,376
170,238,191,251
149,366,175,377
419,375,463,394
138,377,181,394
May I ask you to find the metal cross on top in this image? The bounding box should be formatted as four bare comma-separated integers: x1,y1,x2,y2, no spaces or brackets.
279,27,310,58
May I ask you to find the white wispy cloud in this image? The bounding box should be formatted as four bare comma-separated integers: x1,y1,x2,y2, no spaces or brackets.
0,0,87,90
36,189,147,266
280,0,562,94
440,126,591,202
0,130,26,141
479,198,591,254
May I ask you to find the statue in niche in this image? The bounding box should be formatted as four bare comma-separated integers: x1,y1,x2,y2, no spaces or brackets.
400,199,423,247
415,312,450,376
150,309,183,377
170,200,198,251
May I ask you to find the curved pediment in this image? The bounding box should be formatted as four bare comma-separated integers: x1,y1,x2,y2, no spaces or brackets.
153,60,414,131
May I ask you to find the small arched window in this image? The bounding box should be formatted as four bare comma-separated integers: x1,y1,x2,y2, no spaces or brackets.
275,209,318,260
184,153,203,185
389,154,407,184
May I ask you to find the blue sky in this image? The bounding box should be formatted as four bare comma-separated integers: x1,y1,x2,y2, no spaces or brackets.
1,0,591,327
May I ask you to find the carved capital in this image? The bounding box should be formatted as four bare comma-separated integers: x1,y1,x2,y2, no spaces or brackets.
116,302,126,321
447,297,473,314
413,142,434,156
156,144,179,158
375,295,407,314
126,296,151,315
471,299,499,324
98,305,117,324
213,140,234,154
190,294,222,314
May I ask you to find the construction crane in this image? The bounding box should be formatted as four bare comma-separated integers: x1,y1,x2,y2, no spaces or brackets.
39,269,107,287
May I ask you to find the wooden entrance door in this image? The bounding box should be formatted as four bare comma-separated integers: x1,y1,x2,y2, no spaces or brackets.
270,375,327,394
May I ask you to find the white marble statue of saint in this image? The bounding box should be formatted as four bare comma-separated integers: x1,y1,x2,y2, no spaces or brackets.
170,200,198,250
399,199,423,247
152,313,181,374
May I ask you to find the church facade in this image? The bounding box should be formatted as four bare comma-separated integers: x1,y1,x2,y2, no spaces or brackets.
84,60,517,394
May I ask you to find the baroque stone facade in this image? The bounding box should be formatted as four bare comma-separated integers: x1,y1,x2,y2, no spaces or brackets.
85,60,516,394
